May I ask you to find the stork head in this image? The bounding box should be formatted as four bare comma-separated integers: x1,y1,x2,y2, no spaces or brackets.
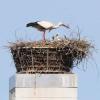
57,22,63,26
57,22,70,29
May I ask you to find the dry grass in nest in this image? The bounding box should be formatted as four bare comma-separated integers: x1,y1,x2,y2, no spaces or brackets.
8,38,94,73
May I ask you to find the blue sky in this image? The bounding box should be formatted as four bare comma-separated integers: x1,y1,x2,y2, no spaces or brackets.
0,0,100,100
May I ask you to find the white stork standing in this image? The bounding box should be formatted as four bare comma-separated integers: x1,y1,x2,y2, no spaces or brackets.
26,21,70,41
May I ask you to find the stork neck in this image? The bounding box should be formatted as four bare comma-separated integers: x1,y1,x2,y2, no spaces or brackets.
53,23,62,29
53,24,60,29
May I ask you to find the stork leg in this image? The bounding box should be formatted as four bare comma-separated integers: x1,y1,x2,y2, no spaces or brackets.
43,31,46,41
42,31,46,46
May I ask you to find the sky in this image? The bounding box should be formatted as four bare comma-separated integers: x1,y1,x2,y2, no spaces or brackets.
0,0,100,100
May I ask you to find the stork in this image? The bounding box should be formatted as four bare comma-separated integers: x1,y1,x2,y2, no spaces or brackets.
52,34,62,41
26,21,70,41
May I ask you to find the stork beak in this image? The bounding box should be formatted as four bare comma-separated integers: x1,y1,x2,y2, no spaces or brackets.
62,24,70,29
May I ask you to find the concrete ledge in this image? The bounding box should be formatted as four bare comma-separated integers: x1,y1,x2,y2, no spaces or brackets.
15,88,77,98
9,74,77,90
15,97,77,100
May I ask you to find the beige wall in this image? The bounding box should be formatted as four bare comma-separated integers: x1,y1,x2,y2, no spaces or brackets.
15,98,77,100
15,88,77,98
9,74,77,100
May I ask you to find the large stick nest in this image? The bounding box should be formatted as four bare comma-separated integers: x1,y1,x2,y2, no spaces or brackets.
9,38,93,73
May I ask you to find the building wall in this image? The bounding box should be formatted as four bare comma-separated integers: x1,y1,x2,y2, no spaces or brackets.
9,74,77,100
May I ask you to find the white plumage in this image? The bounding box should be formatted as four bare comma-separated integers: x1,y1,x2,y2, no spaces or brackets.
37,21,55,29
26,21,70,41
52,34,62,41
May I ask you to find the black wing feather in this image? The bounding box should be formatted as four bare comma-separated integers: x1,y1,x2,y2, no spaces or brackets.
26,21,38,27
26,21,46,31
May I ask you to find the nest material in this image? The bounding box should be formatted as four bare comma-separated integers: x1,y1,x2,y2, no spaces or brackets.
9,38,93,73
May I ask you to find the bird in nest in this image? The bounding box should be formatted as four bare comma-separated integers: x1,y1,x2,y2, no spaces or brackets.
26,21,70,42
52,34,62,41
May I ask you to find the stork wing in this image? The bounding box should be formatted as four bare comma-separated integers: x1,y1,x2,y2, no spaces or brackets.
37,21,54,29
26,22,39,27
